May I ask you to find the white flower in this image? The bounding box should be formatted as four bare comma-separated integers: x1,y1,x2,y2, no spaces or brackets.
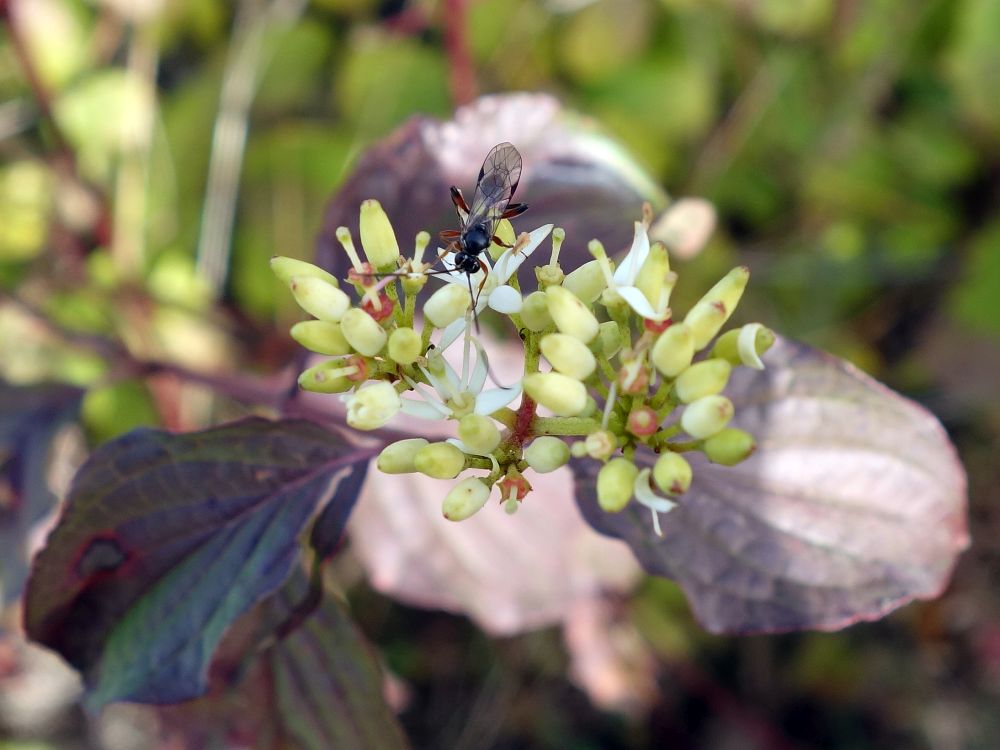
595,221,675,322
633,468,677,538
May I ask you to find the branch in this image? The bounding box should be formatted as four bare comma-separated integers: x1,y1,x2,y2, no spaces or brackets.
442,0,476,106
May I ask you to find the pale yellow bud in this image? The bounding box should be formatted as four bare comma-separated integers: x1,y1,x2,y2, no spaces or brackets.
298,360,357,393
680,395,734,439
358,199,400,269
545,286,599,343
540,333,596,380
684,266,750,349
521,291,553,332
289,275,351,322
340,307,387,357
414,442,465,479
442,477,491,521
523,437,570,473
597,458,638,512
635,242,672,310
596,321,622,358
458,414,501,455
651,322,694,377
563,260,608,304
387,326,422,364
653,452,692,496
346,381,401,430
585,430,617,460
270,256,339,288
674,359,732,403
290,320,351,356
522,372,588,417
424,284,471,328
377,438,429,474
704,428,756,466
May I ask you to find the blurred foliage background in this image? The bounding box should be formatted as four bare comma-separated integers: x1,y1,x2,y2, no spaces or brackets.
1,0,999,747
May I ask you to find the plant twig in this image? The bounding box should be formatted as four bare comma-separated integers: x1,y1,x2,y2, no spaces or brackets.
442,0,476,106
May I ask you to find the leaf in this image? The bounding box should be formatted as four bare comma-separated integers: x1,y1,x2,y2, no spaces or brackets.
574,337,969,634
24,417,374,707
0,381,83,606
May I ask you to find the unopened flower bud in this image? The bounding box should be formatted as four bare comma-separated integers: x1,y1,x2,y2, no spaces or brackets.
489,220,516,261
521,291,553,332
377,438,429,474
674,359,732,403
290,320,351,355
388,326,421,364
442,477,491,521
597,458,638,512
684,266,750,349
289,275,351,322
545,286,599,343
540,333,596,380
340,307,387,356
635,242,672,310
522,372,588,416
359,199,400,269
424,284,471,328
298,360,357,393
563,259,607,304
271,256,339,288
704,428,756,466
524,436,570,473
597,321,622,358
585,430,617,460
681,395,734,439
414,442,465,479
651,322,694,377
346,381,401,430
653,452,692,495
458,414,501,455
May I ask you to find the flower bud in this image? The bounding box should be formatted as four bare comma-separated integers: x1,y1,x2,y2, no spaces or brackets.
377,438,429,474
290,320,351,356
523,436,570,473
340,307,388,356
540,333,596,380
653,452,692,495
563,259,607,304
424,284,471,328
289,275,351,322
346,381,401,430
298,360,357,393
597,458,638,512
674,359,732,403
442,477,491,521
458,414,501,455
521,291,553,332
414,442,465,479
680,395,734,439
635,242,672,310
712,323,775,370
585,430,617,460
545,286,599,343
388,326,422,364
684,266,750,349
704,428,756,466
651,322,694,377
271,256,339,288
489,219,516,261
522,372,588,417
359,199,400,269
597,321,622,358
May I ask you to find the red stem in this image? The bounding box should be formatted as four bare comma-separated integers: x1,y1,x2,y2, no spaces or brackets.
442,0,476,106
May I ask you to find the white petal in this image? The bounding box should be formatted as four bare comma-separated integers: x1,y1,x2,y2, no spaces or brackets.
615,286,659,320
438,318,469,351
488,285,523,314
738,322,766,370
474,384,522,414
468,345,489,393
633,469,678,514
400,398,450,420
493,223,552,282
612,221,650,285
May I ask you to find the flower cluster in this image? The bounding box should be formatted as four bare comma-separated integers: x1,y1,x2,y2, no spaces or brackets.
273,199,774,534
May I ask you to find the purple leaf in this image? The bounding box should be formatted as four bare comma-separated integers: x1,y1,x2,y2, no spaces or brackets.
574,337,969,634
23,417,374,707
0,381,83,605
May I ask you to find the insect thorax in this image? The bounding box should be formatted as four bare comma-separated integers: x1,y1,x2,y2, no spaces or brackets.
461,223,492,256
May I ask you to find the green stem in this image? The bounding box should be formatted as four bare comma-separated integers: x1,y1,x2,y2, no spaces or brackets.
533,416,601,436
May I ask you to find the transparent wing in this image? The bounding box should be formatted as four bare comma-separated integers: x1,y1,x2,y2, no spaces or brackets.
465,142,522,232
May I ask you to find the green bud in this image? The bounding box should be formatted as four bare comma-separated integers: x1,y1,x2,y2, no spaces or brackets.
680,395,734,439
596,321,622,358
522,372,588,417
521,291,553,332
458,414,502,454
545,286,599,343
704,428,756,466
442,477,491,521
290,320,351,356
340,307,388,357
711,324,775,370
489,219,515,261
414,442,466,479
653,452,692,496
359,199,400,269
297,360,356,393
540,333,596,380
270,256,339,288
424,284,471,328
289,275,351,322
388,326,422,364
563,259,608,304
346,381,401,430
584,430,617,460
377,438,429,474
674,358,732,403
651,322,694,377
523,436,570,473
597,458,638,512
635,242,672,310
684,266,750,350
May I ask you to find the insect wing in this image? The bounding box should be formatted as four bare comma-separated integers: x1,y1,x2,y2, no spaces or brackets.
465,142,522,233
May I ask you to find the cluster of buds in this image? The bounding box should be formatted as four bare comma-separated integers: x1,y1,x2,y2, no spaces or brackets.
273,200,774,534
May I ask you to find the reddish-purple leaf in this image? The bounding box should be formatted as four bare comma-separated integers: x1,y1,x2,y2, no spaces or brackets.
0,381,83,606
574,337,969,634
23,417,374,707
